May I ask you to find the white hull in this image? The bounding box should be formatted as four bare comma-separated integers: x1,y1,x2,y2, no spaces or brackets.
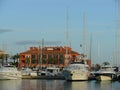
30,71,38,76
0,65,22,80
0,73,22,80
94,65,117,81
96,75,112,81
64,70,89,81
63,61,90,81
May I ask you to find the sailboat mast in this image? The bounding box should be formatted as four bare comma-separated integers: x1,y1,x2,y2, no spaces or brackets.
40,38,44,68
83,13,87,57
66,9,69,56
115,0,119,66
89,32,92,61
65,8,69,65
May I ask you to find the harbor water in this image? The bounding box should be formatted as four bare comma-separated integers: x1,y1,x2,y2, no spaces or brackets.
0,79,120,90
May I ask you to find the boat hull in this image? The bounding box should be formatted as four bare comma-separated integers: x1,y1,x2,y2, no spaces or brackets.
0,73,22,80
64,71,89,81
94,73,117,81
96,75,112,81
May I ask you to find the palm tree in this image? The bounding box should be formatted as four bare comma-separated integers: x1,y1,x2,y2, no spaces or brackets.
102,61,110,66
0,54,9,65
26,56,30,67
15,53,20,63
11,53,20,67
0,54,4,65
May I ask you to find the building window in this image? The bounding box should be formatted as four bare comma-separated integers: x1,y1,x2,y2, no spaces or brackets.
22,60,25,64
31,60,37,64
21,55,25,58
59,54,64,64
48,54,53,64
31,54,36,59
54,54,58,64
43,54,47,58
31,54,37,64
42,54,47,64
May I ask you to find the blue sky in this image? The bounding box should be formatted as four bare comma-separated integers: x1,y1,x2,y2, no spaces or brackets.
0,0,120,65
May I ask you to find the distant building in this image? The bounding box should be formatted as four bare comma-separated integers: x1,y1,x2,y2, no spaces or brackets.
0,50,8,65
19,46,80,67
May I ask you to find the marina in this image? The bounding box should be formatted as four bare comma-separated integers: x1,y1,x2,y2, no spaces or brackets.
0,0,120,90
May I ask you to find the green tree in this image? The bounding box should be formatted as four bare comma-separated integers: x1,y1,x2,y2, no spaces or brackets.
59,54,64,64
0,54,5,65
95,64,101,71
0,54,9,65
11,53,20,67
49,57,54,64
26,56,30,67
102,61,110,66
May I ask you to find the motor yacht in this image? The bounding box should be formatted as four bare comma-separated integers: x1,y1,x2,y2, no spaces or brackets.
62,61,90,81
0,65,22,80
94,65,117,81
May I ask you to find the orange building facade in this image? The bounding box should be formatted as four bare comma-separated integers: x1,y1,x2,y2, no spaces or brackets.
19,46,79,67
19,46,91,68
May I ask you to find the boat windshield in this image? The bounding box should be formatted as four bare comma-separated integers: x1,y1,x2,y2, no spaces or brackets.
66,64,85,70
101,66,113,71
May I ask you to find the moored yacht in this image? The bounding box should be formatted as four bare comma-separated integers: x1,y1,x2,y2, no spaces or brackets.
21,67,38,77
38,66,62,77
94,65,117,81
62,61,90,81
0,65,22,80
62,55,90,81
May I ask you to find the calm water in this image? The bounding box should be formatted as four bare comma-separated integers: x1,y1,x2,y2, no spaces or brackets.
0,79,120,90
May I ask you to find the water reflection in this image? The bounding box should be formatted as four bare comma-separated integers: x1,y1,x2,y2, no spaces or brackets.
20,80,64,90
0,80,120,90
94,81,112,90
64,81,90,90
0,80,22,90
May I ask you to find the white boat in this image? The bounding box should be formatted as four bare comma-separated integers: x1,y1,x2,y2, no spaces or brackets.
0,65,22,80
46,66,61,76
94,65,117,81
21,67,32,76
62,61,90,81
21,67,38,76
38,66,61,76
